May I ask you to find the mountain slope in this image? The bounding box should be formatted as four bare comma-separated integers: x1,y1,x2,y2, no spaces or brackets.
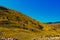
0,6,58,40
0,6,52,31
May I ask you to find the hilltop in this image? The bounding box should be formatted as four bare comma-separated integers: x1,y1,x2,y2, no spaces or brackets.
0,6,59,40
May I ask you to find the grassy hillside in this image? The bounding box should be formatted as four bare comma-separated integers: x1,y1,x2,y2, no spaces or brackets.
0,6,59,40
47,22,60,35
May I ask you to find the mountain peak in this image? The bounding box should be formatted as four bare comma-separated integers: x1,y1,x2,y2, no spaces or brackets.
0,6,8,10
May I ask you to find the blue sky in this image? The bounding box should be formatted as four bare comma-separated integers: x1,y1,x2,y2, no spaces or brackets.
0,0,60,23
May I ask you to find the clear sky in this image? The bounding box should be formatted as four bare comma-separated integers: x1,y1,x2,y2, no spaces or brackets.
0,0,60,23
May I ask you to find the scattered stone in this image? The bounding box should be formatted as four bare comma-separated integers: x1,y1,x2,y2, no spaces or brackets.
0,38,18,40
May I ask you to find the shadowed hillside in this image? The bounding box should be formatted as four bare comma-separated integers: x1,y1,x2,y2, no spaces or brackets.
0,6,59,40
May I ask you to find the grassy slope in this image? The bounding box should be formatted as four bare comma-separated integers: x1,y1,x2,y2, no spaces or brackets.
47,23,60,34
0,6,59,40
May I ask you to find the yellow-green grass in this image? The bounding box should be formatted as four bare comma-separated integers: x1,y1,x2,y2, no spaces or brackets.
0,27,59,40
0,6,60,40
